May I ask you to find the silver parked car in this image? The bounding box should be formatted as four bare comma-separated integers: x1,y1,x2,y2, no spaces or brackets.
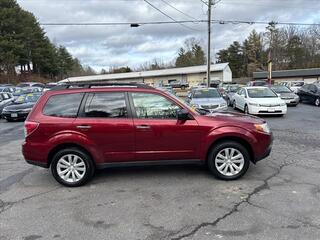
270,85,300,106
186,88,228,113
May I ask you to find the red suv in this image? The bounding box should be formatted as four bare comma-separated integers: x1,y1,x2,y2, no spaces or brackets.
22,83,272,187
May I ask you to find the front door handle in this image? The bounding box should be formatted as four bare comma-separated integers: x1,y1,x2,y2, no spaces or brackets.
136,125,151,129
76,125,92,129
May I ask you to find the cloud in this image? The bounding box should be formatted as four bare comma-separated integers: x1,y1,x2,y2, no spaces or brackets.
17,0,320,71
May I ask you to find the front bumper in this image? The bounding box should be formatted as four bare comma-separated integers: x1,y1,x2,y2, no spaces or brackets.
282,98,299,106
253,133,273,163
2,111,29,120
249,105,287,115
201,105,228,113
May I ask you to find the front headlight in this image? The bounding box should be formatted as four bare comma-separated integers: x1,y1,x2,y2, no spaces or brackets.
254,123,271,134
22,108,33,112
220,103,227,107
248,102,259,106
191,104,199,109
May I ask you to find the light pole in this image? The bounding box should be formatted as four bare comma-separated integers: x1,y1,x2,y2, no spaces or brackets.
206,0,213,87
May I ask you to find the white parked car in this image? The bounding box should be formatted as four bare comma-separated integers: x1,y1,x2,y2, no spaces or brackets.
232,87,287,116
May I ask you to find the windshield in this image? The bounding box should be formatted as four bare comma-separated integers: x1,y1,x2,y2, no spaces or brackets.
247,88,277,98
271,85,292,93
292,81,304,87
229,85,240,92
193,89,220,98
15,94,41,103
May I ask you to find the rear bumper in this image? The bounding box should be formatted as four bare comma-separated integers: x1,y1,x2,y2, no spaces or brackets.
22,141,50,168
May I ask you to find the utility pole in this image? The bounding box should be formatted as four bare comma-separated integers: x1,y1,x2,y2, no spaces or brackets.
206,0,213,87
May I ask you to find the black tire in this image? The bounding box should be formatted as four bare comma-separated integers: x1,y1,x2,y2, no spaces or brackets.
315,97,320,107
244,105,249,114
51,147,95,187
232,100,237,110
207,141,250,180
226,98,230,106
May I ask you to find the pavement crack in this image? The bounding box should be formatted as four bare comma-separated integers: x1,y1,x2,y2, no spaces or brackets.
170,153,299,240
0,168,34,194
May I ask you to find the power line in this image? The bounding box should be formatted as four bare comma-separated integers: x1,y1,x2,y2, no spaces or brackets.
143,0,199,31
39,20,320,27
159,0,199,21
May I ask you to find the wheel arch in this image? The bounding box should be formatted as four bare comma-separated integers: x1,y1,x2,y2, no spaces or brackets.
47,143,96,168
206,136,254,164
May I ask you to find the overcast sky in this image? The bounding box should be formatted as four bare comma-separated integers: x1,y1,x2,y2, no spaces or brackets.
17,0,320,72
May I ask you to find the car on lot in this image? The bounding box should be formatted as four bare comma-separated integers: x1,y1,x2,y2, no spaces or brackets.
17,82,45,88
0,86,15,93
297,83,320,106
270,85,299,106
0,93,14,116
279,81,304,93
186,88,228,113
2,93,42,121
247,80,268,87
168,80,189,90
224,84,243,106
22,83,273,187
232,86,287,116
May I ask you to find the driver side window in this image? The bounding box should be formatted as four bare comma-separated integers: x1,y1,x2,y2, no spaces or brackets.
132,93,181,119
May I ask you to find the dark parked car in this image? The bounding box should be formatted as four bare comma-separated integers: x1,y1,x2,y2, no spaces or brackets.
17,82,45,88
270,85,300,106
2,93,41,121
22,83,273,187
297,83,320,106
247,80,268,87
0,93,14,116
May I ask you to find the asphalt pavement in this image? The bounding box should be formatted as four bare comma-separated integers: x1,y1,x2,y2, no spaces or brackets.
0,103,320,240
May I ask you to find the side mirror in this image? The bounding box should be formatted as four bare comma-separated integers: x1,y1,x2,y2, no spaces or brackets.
177,109,190,121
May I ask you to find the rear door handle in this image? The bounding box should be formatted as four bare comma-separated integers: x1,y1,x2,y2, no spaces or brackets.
76,125,92,129
136,125,151,129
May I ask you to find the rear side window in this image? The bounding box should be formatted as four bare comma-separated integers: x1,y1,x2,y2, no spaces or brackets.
43,93,84,118
83,92,127,118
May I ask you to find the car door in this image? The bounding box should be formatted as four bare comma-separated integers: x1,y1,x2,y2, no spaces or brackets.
129,91,202,161
74,91,135,162
308,84,318,103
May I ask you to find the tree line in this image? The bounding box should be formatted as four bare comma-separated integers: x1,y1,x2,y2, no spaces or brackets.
217,23,320,78
0,0,93,81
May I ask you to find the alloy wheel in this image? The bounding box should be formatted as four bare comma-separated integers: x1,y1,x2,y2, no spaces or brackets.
315,98,320,106
215,148,245,177
57,154,86,183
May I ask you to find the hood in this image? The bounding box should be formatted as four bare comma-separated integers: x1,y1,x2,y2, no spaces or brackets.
4,102,35,111
191,97,226,105
204,111,265,125
279,92,297,98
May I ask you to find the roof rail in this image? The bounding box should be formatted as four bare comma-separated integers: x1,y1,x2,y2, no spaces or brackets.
51,82,154,90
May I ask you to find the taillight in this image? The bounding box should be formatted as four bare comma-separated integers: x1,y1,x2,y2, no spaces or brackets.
24,121,39,137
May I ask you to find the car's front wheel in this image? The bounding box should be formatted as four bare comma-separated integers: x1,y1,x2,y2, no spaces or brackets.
244,105,249,114
207,141,250,180
51,148,95,187
315,97,320,107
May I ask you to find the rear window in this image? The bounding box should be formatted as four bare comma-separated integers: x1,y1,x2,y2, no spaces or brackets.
43,93,84,118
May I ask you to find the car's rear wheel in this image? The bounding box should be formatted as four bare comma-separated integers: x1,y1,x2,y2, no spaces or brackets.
207,141,250,180
315,97,320,107
51,148,95,187
226,98,230,106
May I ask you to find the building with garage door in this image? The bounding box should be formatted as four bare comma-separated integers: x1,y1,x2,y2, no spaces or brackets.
61,63,232,86
253,68,320,83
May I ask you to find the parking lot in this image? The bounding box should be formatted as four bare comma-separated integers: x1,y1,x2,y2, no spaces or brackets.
0,103,319,240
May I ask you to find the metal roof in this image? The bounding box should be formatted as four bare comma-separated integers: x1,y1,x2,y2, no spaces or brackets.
253,68,320,79
61,63,229,83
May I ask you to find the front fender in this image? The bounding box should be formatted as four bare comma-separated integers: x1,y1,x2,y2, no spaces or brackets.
200,125,257,160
